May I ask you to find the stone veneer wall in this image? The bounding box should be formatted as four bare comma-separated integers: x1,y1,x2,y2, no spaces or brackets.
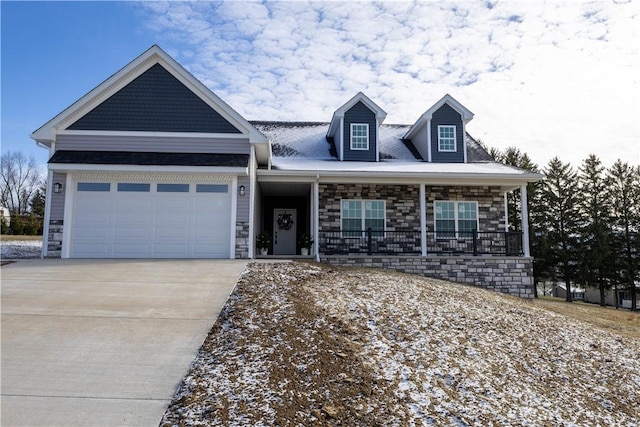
46,220,63,258
321,255,534,299
235,222,250,259
319,184,421,231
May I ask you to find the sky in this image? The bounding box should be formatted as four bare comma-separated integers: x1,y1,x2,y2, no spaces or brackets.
2,0,639,172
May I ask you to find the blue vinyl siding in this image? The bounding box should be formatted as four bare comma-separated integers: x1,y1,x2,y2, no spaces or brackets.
343,101,377,162
431,103,464,163
67,64,242,134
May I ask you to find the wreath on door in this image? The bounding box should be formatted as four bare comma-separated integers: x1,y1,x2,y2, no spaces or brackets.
277,213,294,230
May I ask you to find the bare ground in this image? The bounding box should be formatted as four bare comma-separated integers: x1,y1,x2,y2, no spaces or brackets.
161,261,640,426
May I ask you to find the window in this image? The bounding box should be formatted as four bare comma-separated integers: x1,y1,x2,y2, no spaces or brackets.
341,200,385,236
157,183,189,193
117,183,150,192
196,184,228,193
435,201,478,238
438,125,456,152
77,182,110,192
350,123,369,150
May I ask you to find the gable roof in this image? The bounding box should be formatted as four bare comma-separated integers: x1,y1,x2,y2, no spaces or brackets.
403,94,474,140
326,92,387,138
31,45,268,157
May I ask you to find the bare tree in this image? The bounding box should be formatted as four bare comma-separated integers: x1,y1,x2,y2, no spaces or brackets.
0,151,43,215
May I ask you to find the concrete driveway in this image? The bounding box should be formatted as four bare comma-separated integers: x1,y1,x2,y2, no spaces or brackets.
1,259,247,426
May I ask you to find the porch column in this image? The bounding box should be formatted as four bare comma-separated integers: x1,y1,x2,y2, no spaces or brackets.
314,180,320,262
503,192,509,231
520,185,530,257
420,183,427,256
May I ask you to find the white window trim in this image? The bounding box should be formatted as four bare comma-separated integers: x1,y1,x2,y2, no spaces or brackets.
340,199,386,235
350,123,369,151
434,200,479,238
437,125,457,152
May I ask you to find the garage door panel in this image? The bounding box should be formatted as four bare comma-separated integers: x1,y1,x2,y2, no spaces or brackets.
155,228,190,238
114,227,151,238
113,244,152,257
153,244,190,255
73,243,111,256
70,178,232,258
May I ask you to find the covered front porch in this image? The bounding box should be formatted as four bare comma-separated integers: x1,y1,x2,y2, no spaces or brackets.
252,179,531,259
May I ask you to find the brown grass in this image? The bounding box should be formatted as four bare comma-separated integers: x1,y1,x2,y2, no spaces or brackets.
0,234,42,241
530,296,640,340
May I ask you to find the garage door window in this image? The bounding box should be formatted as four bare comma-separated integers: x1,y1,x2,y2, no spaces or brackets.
117,183,150,192
157,183,189,192
77,182,110,191
196,184,228,193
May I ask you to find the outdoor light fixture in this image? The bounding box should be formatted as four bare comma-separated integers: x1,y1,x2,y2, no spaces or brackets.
239,185,246,196
53,183,63,193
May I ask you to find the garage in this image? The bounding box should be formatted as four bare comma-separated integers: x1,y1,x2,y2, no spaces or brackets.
69,179,232,258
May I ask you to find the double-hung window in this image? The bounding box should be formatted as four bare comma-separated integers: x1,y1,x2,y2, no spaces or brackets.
435,201,478,238
350,123,369,150
341,200,385,236
438,125,456,152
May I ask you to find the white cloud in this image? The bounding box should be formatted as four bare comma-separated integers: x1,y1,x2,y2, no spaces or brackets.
140,0,639,168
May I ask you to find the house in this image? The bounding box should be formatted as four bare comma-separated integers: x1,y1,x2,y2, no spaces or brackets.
0,207,10,226
585,284,640,309
548,282,586,301
32,45,543,298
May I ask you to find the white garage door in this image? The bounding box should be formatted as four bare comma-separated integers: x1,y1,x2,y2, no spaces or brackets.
70,180,232,258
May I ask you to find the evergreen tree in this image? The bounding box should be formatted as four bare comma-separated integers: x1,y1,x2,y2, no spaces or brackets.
577,155,612,306
29,186,46,217
607,161,639,311
539,157,581,302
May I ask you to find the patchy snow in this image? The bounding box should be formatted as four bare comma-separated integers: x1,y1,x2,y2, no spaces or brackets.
270,157,539,178
162,262,640,426
1,239,42,259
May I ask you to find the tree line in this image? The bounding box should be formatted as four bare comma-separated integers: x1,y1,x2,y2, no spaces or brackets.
0,151,45,235
486,145,640,310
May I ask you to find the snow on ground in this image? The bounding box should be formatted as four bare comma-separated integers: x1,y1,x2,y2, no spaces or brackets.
162,262,640,426
1,239,42,259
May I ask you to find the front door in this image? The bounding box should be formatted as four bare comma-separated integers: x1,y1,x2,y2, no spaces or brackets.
273,209,297,255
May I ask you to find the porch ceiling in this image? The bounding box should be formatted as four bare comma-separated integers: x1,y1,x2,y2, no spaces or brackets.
259,182,311,197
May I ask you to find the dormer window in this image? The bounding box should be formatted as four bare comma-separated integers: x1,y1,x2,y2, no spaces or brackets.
438,125,456,152
350,123,369,150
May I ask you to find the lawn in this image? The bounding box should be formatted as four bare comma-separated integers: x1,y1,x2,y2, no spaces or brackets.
0,235,43,260
532,296,640,340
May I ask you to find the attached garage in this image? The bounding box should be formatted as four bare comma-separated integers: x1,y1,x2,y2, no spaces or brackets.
68,177,233,258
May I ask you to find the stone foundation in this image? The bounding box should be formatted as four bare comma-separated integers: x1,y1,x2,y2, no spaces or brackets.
235,222,250,259
46,220,63,258
321,255,534,299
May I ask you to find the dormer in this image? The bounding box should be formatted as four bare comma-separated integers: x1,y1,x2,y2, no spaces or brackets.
326,92,387,162
403,94,474,163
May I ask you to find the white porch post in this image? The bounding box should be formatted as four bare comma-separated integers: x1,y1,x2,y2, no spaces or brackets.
420,183,427,256
520,185,530,257
503,192,509,231
314,179,320,262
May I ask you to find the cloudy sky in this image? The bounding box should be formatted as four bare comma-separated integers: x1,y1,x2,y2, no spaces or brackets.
2,1,638,170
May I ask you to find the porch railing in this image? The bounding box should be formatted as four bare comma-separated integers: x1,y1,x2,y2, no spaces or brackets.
318,229,523,256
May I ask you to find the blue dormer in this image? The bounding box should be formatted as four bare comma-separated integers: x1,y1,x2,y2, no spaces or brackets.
404,94,474,163
327,92,387,162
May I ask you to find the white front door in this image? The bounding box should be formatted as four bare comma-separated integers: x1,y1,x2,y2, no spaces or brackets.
273,209,296,255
